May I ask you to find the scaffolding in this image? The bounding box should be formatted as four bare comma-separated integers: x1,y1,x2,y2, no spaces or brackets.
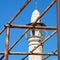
0,0,59,60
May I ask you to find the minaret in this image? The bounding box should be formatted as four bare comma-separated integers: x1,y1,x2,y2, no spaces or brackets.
27,7,43,60
27,9,43,60
27,2,46,60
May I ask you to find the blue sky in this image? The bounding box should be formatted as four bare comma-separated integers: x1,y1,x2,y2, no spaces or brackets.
0,0,57,60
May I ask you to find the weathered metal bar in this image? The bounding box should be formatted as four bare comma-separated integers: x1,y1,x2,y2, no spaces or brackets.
57,0,60,60
10,24,57,30
0,0,56,59
0,52,58,56
8,52,58,55
0,0,31,35
0,52,4,55
42,50,58,60
4,24,10,60
0,27,5,34
22,30,57,60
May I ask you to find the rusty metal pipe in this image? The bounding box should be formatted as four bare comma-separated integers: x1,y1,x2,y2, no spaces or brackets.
57,0,60,60
0,27,5,34
0,52,4,55
10,24,57,30
4,24,10,60
0,52,57,55
8,52,58,55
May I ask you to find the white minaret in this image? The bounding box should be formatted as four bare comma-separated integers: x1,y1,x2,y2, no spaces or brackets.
27,9,43,60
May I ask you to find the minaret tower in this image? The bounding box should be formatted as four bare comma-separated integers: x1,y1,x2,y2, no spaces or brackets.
27,2,46,60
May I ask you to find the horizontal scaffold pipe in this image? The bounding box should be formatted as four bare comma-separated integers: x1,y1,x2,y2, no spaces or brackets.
9,52,58,55
10,24,57,30
0,52,58,55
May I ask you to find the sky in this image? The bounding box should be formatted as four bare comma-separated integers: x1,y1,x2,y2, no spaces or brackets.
0,0,57,60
